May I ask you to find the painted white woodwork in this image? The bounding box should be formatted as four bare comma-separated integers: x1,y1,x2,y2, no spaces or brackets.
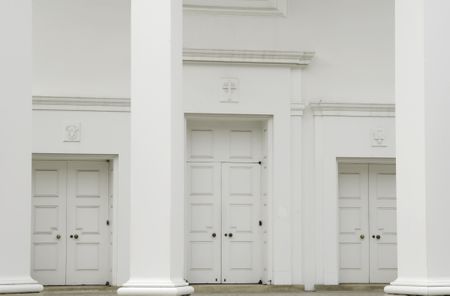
117,0,193,294
183,0,288,16
187,120,264,163
221,163,262,283
186,120,264,284
338,164,397,284
385,1,450,295
338,164,370,283
0,0,43,293
369,164,397,283
31,162,68,285
31,161,110,285
186,162,221,283
66,161,110,285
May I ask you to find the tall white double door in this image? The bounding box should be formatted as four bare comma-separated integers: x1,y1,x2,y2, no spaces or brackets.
186,162,263,284
31,161,110,285
338,163,397,283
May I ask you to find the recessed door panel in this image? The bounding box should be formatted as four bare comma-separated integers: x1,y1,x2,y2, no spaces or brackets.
186,163,221,283
338,164,370,283
66,161,110,285
369,164,397,283
222,163,262,283
31,161,67,285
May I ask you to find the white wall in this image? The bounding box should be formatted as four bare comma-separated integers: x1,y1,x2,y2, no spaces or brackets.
184,0,395,103
32,0,130,98
33,0,394,102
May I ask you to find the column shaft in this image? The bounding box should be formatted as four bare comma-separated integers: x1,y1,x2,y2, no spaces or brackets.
386,0,450,294
0,0,43,294
117,0,192,295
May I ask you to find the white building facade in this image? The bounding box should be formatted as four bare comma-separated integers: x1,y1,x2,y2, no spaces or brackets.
0,0,449,295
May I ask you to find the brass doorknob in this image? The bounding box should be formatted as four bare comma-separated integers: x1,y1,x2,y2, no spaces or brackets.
212,233,216,238
229,233,233,238
56,234,61,240
360,234,365,239
74,234,79,239
376,235,381,240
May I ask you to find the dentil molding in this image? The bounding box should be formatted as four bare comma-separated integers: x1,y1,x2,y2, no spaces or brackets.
183,0,288,16
184,48,315,67
310,102,395,117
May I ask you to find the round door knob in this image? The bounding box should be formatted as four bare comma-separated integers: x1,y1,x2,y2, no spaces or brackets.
376,235,381,240
360,234,365,239
212,233,216,238
56,234,61,240
74,234,79,239
229,233,233,238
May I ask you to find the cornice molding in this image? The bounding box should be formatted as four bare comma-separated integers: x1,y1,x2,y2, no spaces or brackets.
32,96,130,112
183,0,288,17
310,102,395,117
183,48,315,67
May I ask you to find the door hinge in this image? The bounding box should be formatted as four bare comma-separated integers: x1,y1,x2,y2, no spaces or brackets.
106,220,110,226
259,220,263,226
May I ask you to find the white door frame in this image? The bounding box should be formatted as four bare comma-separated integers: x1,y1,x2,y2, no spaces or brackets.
184,115,273,284
336,158,396,284
31,154,118,285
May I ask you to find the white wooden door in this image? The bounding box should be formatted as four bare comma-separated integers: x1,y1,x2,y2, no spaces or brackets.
66,161,110,285
221,163,262,283
338,164,370,283
185,162,221,283
369,164,397,283
31,161,68,285
31,160,110,285
339,163,397,283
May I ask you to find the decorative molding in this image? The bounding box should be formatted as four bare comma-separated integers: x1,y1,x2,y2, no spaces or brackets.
310,102,395,117
291,102,305,116
220,78,240,103
183,48,315,67
183,0,288,17
32,96,130,112
63,122,81,142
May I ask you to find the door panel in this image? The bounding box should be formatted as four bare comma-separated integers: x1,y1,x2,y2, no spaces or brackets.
31,161,67,285
338,164,370,283
186,162,221,283
369,164,397,283
221,163,262,283
66,161,110,285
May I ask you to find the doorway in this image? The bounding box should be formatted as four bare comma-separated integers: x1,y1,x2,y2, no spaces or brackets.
338,163,397,283
31,161,111,285
185,118,268,284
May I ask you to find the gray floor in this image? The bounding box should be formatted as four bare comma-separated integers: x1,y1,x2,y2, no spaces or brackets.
4,286,391,296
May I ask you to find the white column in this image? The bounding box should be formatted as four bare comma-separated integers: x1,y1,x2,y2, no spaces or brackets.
385,1,450,295
0,0,43,294
117,0,193,295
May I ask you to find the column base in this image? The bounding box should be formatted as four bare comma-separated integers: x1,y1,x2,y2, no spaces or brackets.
118,280,194,296
385,279,450,295
0,278,43,294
